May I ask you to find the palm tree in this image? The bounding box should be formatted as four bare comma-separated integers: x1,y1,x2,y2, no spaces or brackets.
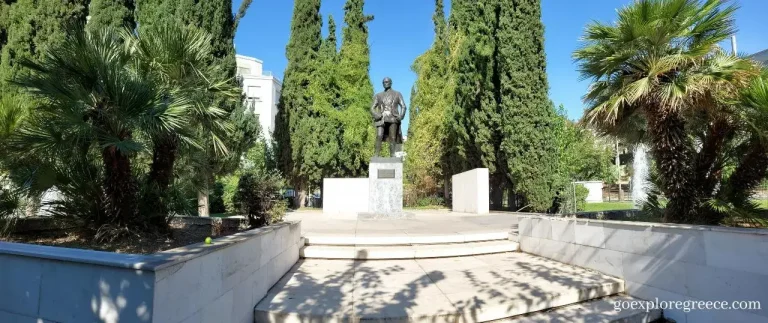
573,0,758,223
128,23,241,222
10,27,189,229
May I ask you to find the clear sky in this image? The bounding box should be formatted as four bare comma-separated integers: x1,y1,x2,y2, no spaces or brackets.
233,0,768,131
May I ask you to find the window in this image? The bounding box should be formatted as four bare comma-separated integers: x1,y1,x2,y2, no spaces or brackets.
246,86,261,101
238,67,251,76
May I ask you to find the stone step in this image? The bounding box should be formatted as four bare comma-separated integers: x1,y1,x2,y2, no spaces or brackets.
300,240,519,259
304,231,511,246
503,295,663,323
254,254,627,323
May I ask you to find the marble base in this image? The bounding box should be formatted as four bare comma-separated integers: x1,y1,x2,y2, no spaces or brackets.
367,157,403,216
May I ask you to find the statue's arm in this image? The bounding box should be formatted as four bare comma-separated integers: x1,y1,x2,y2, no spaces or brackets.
370,94,381,120
398,92,407,122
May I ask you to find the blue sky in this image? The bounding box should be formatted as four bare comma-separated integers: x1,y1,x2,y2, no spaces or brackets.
233,0,768,131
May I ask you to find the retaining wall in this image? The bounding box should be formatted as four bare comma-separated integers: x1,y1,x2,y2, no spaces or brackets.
0,221,302,323
517,215,768,323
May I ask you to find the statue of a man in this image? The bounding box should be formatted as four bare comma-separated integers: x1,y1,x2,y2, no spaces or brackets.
370,77,407,157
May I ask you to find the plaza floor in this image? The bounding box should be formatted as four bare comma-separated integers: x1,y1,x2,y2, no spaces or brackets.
254,254,628,322
256,210,660,322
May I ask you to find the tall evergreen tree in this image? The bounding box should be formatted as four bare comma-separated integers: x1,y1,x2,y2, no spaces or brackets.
404,0,451,201
273,0,322,206
497,0,557,211
336,0,374,175
0,0,88,92
86,0,135,32
449,0,557,211
451,0,501,186
296,15,343,197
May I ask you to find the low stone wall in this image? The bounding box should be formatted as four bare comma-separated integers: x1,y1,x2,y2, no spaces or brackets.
451,168,489,214
0,221,302,323
517,215,768,323
169,215,248,237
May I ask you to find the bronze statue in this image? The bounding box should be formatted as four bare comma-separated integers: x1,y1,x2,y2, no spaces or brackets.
370,77,407,157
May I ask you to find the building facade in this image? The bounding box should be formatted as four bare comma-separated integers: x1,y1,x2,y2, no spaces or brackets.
235,55,282,142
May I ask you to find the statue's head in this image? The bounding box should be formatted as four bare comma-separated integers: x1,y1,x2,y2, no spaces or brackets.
382,77,392,90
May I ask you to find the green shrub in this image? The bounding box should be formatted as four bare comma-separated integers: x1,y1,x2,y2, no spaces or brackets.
416,196,444,207
221,175,239,213
233,169,286,228
558,183,590,213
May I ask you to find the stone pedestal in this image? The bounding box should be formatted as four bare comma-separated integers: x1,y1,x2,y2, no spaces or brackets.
366,157,403,216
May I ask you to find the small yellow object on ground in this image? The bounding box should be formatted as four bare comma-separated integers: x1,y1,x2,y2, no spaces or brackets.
205,237,212,244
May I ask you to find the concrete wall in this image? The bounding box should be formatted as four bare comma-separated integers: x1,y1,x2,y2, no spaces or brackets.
323,178,369,215
0,221,301,323
517,215,768,323
452,168,489,214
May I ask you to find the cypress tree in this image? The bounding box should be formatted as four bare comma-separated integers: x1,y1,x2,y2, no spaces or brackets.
497,0,557,211
337,0,374,175
300,15,343,190
0,0,87,92
404,0,451,201
273,0,322,206
86,0,135,32
451,0,500,176
449,0,556,211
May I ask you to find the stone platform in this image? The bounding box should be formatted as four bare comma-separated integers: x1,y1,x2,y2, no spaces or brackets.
254,253,656,322
285,209,518,240
259,210,663,323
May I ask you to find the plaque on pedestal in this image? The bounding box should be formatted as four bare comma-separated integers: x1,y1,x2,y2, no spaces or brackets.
362,157,406,218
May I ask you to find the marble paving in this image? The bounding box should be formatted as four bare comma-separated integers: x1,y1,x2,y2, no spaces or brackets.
254,252,624,322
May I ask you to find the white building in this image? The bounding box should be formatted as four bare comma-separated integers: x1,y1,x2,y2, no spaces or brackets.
235,55,282,142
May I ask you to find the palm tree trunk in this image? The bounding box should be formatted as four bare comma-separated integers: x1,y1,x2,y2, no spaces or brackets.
726,141,768,202
145,137,178,227
148,137,178,193
647,109,697,223
102,146,137,225
694,118,732,197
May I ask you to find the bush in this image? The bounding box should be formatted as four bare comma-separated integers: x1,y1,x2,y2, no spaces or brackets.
416,196,445,207
221,175,239,213
557,184,590,213
233,169,287,228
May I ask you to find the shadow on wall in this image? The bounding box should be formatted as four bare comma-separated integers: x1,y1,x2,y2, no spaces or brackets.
519,216,768,323
0,252,156,322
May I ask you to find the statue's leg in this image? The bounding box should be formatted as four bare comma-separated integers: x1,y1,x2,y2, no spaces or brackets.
375,126,384,157
388,123,397,156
